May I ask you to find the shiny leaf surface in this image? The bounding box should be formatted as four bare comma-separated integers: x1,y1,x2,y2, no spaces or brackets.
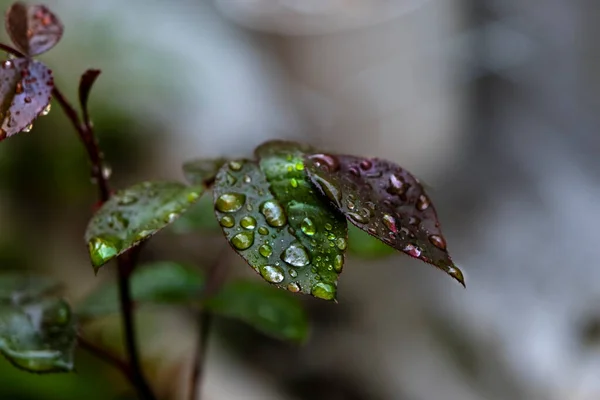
304,153,464,286
5,2,64,56
84,181,204,270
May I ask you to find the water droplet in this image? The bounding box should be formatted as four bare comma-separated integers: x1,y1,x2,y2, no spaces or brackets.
382,214,397,233
295,162,304,171
15,81,23,94
448,266,466,287
216,193,245,213
23,96,31,103
228,161,242,171
408,216,420,226
260,200,287,227
240,216,257,230
281,243,310,267
287,282,300,292
2,60,11,69
167,213,178,223
88,236,120,267
243,175,251,183
347,201,356,210
220,215,235,228
311,282,335,300
290,178,298,188
259,265,284,283
226,173,237,185
416,194,430,211
259,244,272,258
41,103,51,116
289,269,298,278
400,227,410,237
359,159,372,170
429,234,447,250
324,223,332,231
348,212,368,224
349,166,360,177
310,175,342,208
23,124,33,133
117,193,137,205
231,231,254,250
333,254,343,272
404,244,422,258
102,164,112,179
308,154,340,171
258,226,269,235
300,218,316,236
387,174,408,196
335,237,347,250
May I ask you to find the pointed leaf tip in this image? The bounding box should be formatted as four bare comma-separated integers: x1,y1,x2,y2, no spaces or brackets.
5,2,64,57
78,69,101,119
304,153,460,284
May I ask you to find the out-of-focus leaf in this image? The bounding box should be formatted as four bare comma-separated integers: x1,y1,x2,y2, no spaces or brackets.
0,273,75,373
0,58,53,140
206,280,309,342
77,261,205,318
304,153,464,286
77,262,308,342
182,157,228,186
212,142,347,301
84,181,204,270
170,193,220,234
5,2,64,56
347,224,395,259
78,69,101,120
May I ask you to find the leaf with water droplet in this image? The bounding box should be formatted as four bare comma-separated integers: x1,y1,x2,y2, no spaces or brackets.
305,153,464,286
182,157,228,187
5,3,64,56
84,181,204,271
0,58,53,140
78,69,101,121
77,262,308,342
212,144,347,301
0,273,75,373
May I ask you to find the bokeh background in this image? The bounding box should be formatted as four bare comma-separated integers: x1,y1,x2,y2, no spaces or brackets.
0,0,598,399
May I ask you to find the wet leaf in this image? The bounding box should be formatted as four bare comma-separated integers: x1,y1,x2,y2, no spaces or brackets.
182,157,228,187
347,224,395,259
78,69,101,120
77,261,204,318
170,194,220,234
84,181,204,270
304,153,464,286
206,280,309,342
5,2,64,56
77,262,308,342
0,58,53,140
0,273,75,373
213,143,348,301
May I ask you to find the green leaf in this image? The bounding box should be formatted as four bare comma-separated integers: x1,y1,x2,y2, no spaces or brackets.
348,224,395,259
77,262,308,342
212,141,348,301
206,280,309,342
182,157,228,186
304,154,465,286
0,274,75,373
84,181,204,270
170,194,220,234
77,261,205,318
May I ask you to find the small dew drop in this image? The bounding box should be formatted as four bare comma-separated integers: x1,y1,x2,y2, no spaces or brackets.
300,218,316,236
102,165,112,179
359,159,373,170
41,103,51,116
228,161,242,171
220,215,235,228
259,244,273,258
243,175,251,183
289,269,298,278
240,216,257,230
2,60,11,69
348,212,368,224
23,124,33,133
295,162,304,171
258,226,269,235
287,282,300,292
347,201,356,210
259,265,284,283
311,282,335,301
416,194,430,211
308,154,340,172
324,223,332,231
382,214,397,234
231,231,254,250
166,213,178,223
290,178,298,188
408,216,421,226
216,193,246,213
335,237,347,251
404,244,422,258
429,234,447,250
333,254,343,272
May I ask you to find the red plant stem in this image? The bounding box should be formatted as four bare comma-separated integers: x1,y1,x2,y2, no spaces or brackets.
0,42,155,400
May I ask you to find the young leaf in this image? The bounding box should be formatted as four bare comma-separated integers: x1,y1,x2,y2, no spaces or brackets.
0,273,76,374
5,2,64,56
77,262,309,342
206,280,309,342
0,58,53,140
304,154,465,286
182,157,228,186
78,69,101,121
213,151,347,301
84,181,204,270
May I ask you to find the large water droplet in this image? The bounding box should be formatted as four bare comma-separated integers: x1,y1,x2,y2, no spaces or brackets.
231,231,254,250
310,175,342,208
333,254,343,272
281,243,310,267
88,236,120,267
220,215,235,228
240,216,257,230
308,154,340,172
260,200,287,227
311,282,335,300
287,282,300,292
259,244,273,258
429,234,447,250
216,193,245,213
382,214,397,233
335,237,347,251
301,218,316,236
259,265,284,283
416,194,430,211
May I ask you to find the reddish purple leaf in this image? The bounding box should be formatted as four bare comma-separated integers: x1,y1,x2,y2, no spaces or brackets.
304,153,465,286
5,2,64,57
78,69,101,123
0,58,53,140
